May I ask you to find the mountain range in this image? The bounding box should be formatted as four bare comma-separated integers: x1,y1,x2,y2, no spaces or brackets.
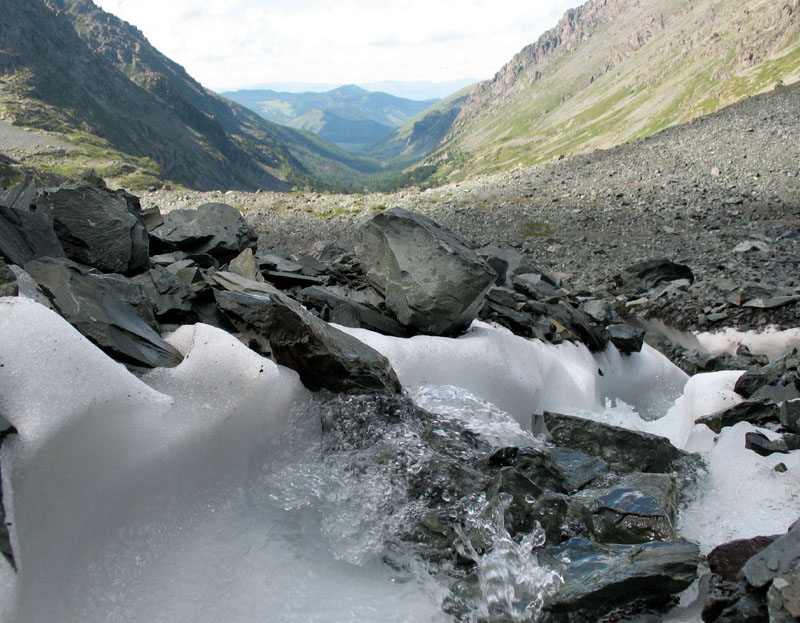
1,0,799,192
221,85,438,151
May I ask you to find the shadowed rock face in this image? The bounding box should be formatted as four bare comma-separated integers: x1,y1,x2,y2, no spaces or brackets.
357,207,496,336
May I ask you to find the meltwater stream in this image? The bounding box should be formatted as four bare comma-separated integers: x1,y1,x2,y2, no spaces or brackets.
1,297,799,622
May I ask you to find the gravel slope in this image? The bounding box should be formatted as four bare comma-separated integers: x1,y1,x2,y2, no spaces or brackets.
139,83,800,332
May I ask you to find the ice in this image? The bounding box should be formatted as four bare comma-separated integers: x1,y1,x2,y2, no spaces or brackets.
696,326,800,359
1,297,799,621
338,321,687,425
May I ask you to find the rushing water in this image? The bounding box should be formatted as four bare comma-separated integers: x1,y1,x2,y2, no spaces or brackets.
1,298,799,622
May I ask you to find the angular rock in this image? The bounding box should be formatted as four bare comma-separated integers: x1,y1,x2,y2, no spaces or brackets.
33,183,149,275
150,202,258,263
742,517,800,589
608,322,645,354
696,398,781,433
477,244,537,286
297,285,414,338
537,412,692,474
134,265,196,323
211,271,402,394
617,258,694,291
356,207,496,335
540,538,700,622
0,258,18,297
549,447,610,492
781,400,800,433
0,174,37,211
767,559,800,622
708,535,779,582
0,205,65,266
264,288,403,394
228,247,265,283
140,206,164,232
24,257,183,368
586,472,678,543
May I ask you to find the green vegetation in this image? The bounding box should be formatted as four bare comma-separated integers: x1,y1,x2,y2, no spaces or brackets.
522,221,554,237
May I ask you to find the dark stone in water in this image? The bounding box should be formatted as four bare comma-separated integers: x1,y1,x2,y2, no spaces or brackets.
537,411,693,474
539,538,700,622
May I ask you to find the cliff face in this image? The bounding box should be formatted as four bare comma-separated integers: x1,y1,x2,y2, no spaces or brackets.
425,0,800,182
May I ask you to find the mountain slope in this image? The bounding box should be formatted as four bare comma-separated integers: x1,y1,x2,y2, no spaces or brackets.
422,0,800,182
222,85,438,131
287,109,393,149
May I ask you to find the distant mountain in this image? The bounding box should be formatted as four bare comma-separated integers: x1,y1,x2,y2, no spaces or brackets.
418,0,800,184
219,80,477,101
0,0,389,191
221,85,438,151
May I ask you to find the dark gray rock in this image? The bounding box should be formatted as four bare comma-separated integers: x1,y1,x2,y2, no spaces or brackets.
0,258,18,297
537,411,693,474
150,202,258,263
0,205,65,266
210,271,401,394
134,265,196,323
696,398,780,433
549,447,610,492
477,244,537,286
585,472,678,543
356,207,496,335
766,559,800,622
24,257,183,368
33,183,149,275
608,322,645,354
264,287,403,394
617,258,694,291
0,174,37,211
781,400,800,433
297,285,414,338
540,538,700,622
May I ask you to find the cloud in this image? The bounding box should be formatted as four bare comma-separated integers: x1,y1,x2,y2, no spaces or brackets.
94,0,582,90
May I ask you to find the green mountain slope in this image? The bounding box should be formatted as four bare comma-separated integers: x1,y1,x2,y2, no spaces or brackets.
287,109,393,150
222,84,438,129
421,0,800,183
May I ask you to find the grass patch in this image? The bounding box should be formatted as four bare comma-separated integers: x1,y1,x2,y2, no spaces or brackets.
522,221,554,237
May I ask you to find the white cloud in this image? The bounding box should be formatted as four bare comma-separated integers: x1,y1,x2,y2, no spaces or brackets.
94,0,582,90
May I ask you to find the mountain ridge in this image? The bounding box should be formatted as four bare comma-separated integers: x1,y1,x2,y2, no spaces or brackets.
421,0,800,183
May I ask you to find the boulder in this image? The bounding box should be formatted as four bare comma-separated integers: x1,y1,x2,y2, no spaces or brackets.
356,207,496,335
33,182,149,275
24,257,183,368
608,323,645,354
0,205,65,266
210,271,402,394
742,517,800,589
0,174,38,211
228,248,265,283
536,411,693,474
540,538,700,622
150,202,258,263
264,287,403,394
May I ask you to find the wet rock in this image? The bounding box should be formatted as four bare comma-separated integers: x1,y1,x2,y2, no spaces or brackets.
133,265,196,323
0,205,65,266
24,257,183,368
584,472,678,543
297,285,414,338
696,398,781,433
548,447,610,492
617,258,694,291
0,258,18,297
33,182,149,275
150,202,258,263
608,322,645,354
356,207,496,335
537,412,692,474
540,538,700,622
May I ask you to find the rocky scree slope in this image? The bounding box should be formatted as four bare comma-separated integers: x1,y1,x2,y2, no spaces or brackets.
422,0,800,183
141,80,800,335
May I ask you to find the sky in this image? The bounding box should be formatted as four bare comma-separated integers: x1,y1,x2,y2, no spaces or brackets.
93,0,582,93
